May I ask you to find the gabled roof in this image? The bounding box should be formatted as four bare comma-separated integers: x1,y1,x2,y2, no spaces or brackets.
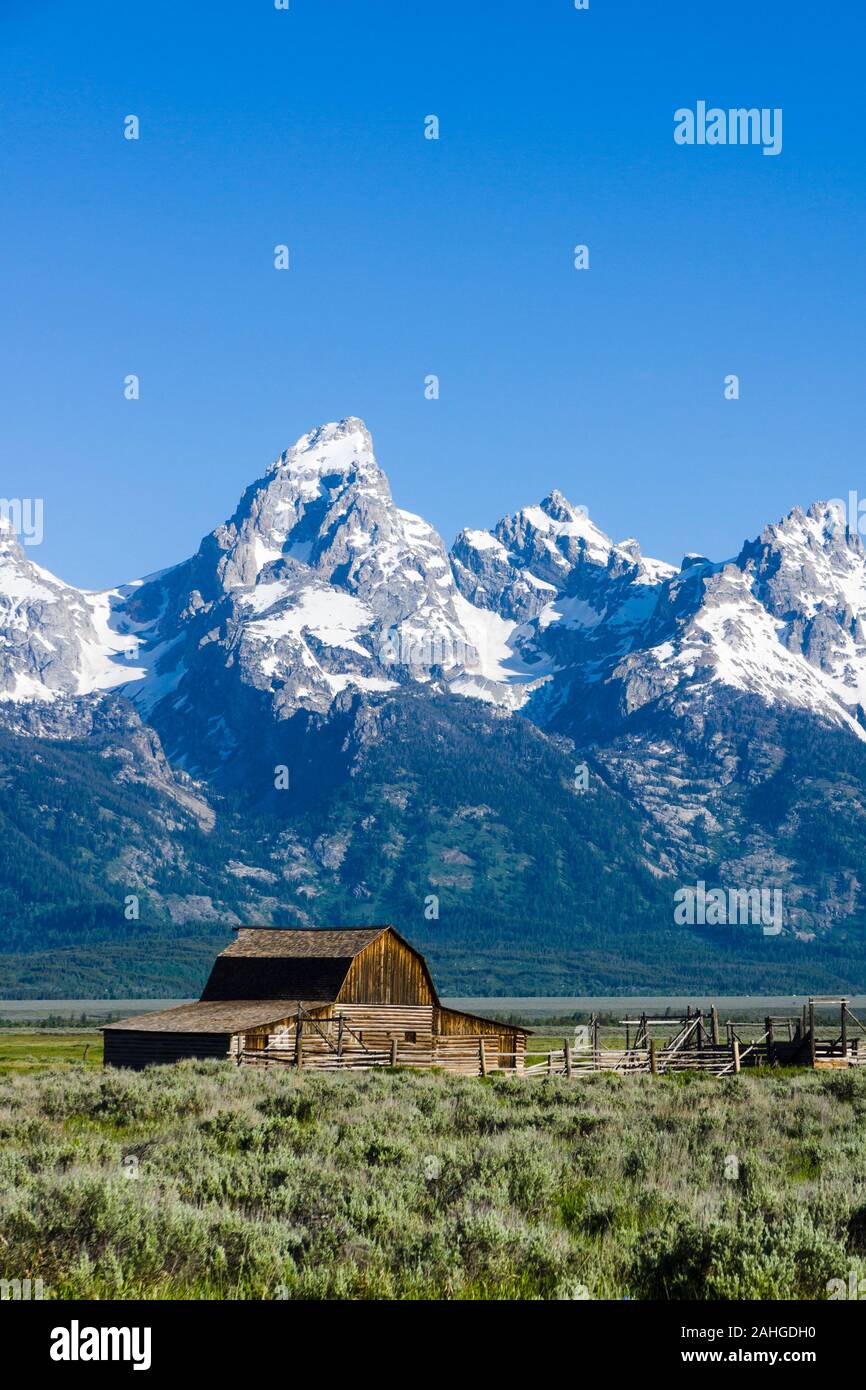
198,924,431,1004
220,927,389,959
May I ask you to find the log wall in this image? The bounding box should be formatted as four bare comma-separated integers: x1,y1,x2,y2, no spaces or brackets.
251,1004,525,1073
436,1006,525,1069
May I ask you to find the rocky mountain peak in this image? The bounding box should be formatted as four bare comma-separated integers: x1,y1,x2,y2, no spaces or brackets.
3,425,866,778
538,489,582,524
266,416,383,492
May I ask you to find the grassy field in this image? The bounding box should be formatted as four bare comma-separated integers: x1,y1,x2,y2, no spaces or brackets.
1,1059,865,1300
0,1031,103,1072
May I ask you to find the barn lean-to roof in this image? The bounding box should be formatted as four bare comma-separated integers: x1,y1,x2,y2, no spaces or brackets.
103,999,325,1035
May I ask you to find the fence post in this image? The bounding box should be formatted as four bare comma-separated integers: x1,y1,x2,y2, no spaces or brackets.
733,1038,741,1075
390,1038,398,1068
564,1041,573,1078
650,1039,658,1075
710,1006,719,1047
808,1000,816,1067
479,1036,487,1076
841,1004,848,1060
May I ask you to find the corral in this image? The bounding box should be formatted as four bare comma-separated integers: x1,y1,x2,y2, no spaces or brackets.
532,998,866,1078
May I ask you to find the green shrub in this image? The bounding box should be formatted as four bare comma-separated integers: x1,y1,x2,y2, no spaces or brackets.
0,1063,863,1299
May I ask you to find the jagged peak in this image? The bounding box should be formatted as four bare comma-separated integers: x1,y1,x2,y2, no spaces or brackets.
222,418,392,546
539,489,583,523
504,496,609,547
266,417,380,485
453,526,508,555
760,498,859,548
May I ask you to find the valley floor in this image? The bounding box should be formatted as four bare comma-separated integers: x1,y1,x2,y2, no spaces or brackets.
0,1030,102,1072
0,1060,864,1300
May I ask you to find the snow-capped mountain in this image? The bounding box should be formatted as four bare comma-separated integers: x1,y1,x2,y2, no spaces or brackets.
6,416,866,990
3,417,866,766
0,421,539,749
0,515,148,703
109,417,562,764
586,503,866,746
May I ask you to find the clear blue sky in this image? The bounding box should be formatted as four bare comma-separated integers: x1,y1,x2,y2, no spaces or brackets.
2,0,865,588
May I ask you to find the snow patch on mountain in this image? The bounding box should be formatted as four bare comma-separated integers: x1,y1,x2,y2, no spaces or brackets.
3,421,866,762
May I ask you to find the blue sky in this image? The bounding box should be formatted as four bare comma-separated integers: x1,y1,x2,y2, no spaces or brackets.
2,0,865,588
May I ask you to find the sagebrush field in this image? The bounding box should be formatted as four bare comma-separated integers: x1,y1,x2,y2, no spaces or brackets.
1,1061,865,1300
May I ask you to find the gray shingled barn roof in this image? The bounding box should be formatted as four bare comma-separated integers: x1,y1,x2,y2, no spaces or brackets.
199,926,396,1003
103,999,322,1034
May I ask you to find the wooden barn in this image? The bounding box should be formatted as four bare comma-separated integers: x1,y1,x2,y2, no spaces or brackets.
103,925,528,1073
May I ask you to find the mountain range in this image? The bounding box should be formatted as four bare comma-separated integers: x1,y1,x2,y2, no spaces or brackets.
3,417,866,997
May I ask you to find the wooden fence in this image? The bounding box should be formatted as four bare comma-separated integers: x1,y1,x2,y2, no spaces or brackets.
242,1045,393,1071
237,1033,501,1075
234,997,866,1079
236,1040,866,1078
522,1046,737,1078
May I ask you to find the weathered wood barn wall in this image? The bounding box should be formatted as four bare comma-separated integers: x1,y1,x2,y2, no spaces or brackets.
103,926,527,1072
101,1000,301,1070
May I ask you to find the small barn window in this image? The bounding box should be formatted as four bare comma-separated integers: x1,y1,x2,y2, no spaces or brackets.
405,1031,417,1043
